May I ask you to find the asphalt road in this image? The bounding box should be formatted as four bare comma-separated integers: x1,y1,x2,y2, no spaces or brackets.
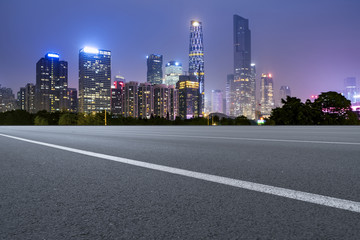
1,126,360,239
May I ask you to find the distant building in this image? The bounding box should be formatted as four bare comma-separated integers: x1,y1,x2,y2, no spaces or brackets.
177,75,199,119
36,53,68,112
154,84,170,119
79,47,111,113
226,74,233,116
229,15,255,119
168,85,179,121
138,82,154,119
0,85,16,112
211,90,223,113
114,75,126,83
189,20,204,115
343,77,357,103
124,81,139,118
164,61,182,86
67,88,78,113
147,54,163,85
279,86,291,106
18,83,36,113
111,81,124,115
260,73,275,117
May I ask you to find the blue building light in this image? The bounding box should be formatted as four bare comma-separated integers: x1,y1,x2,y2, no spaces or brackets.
82,47,99,54
46,53,60,58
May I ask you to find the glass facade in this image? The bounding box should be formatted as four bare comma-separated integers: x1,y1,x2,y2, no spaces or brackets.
147,54,163,85
177,75,199,119
164,61,182,86
260,73,275,117
138,82,154,119
79,48,111,114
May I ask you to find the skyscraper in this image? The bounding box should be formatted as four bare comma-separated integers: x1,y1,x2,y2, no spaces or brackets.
279,86,291,106
164,61,182,86
229,15,255,119
260,73,275,117
189,20,204,116
67,88,78,113
154,84,170,119
79,47,111,114
226,74,234,116
211,90,223,113
168,85,179,121
0,85,16,112
111,81,124,115
138,82,154,119
177,75,199,119
147,54,163,85
18,83,35,113
124,81,139,118
36,53,68,112
343,77,357,103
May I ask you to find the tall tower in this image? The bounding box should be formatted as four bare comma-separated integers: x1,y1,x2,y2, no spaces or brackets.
260,73,275,117
211,90,223,113
230,15,255,119
177,75,199,119
279,86,291,106
79,47,111,114
164,61,182,86
111,81,125,115
147,54,163,85
36,53,68,112
188,20,204,116
343,77,357,103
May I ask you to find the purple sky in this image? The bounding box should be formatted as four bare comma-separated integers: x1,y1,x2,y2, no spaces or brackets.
0,0,359,102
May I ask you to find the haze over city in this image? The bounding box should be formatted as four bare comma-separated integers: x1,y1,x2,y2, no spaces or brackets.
1,0,360,101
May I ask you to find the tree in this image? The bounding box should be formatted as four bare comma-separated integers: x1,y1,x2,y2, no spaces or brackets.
59,113,77,125
34,115,48,125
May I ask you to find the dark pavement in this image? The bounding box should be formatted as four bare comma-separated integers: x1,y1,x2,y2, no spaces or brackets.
0,126,360,239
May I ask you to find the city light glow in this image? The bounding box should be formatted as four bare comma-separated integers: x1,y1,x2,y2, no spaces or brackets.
83,47,99,54
192,21,200,27
46,53,59,58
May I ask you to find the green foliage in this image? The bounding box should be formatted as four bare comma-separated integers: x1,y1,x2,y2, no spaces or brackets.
59,113,78,125
270,92,360,125
0,110,34,125
34,116,48,125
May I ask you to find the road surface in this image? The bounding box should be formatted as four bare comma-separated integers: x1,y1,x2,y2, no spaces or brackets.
1,126,360,239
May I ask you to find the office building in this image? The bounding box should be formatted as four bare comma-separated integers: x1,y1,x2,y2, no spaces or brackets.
164,61,182,86
36,53,68,112
260,73,275,117
79,47,111,113
189,20,204,115
147,54,163,85
168,85,179,120
279,86,291,105
177,75,199,119
138,82,154,119
67,88,78,113
18,83,36,113
229,15,255,119
211,90,223,113
343,77,357,103
111,81,124,115
154,84,170,119
0,85,16,112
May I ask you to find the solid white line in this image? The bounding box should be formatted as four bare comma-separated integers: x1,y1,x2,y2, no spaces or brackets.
114,132,360,146
1,133,360,213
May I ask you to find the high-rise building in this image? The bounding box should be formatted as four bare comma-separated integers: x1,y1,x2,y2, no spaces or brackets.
124,81,139,118
67,88,78,113
343,77,357,103
0,85,16,112
168,85,179,121
226,74,234,116
154,84,170,119
138,82,154,119
211,90,223,113
147,54,163,85
36,53,68,112
164,61,182,86
260,73,275,117
177,75,199,119
229,15,255,119
189,20,204,116
279,86,291,106
111,81,124,115
114,75,126,83
79,47,111,114
18,83,36,113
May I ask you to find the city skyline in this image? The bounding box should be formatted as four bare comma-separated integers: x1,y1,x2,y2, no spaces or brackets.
1,0,360,103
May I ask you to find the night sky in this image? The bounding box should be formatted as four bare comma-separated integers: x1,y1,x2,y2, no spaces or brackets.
1,0,359,102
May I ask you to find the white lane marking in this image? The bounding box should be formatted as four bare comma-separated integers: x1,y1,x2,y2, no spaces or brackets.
115,132,360,146
1,133,360,213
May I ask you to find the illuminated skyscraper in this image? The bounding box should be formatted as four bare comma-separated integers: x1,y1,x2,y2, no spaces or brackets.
147,54,163,85
188,20,204,116
164,61,182,86
343,77,357,103
168,85,179,120
79,47,111,114
67,88,78,113
36,53,68,112
154,84,170,119
18,83,35,113
229,15,255,119
138,82,154,119
124,81,139,118
279,86,291,106
177,75,199,119
260,73,275,117
0,85,16,112
111,81,124,115
211,90,223,113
